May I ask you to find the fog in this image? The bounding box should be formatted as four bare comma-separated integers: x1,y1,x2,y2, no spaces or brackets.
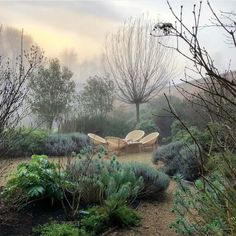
1,0,236,84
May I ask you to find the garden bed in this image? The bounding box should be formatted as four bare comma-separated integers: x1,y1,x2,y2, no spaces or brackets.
0,194,66,236
0,152,177,236
0,182,177,236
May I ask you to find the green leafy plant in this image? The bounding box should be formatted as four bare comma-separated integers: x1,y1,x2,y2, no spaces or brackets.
60,148,144,221
105,198,141,227
101,162,143,204
33,222,87,236
136,119,158,133
80,199,140,235
29,58,75,131
171,120,212,152
4,128,48,157
60,147,106,220
61,111,135,138
3,155,62,206
80,206,109,235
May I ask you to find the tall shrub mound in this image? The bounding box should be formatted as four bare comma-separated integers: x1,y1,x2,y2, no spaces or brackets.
44,133,89,156
3,130,90,157
153,142,202,181
61,113,135,138
126,162,170,199
152,141,183,176
66,157,143,204
66,156,170,204
4,129,48,157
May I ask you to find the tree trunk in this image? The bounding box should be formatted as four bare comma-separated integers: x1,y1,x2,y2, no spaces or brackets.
135,103,140,123
48,118,54,133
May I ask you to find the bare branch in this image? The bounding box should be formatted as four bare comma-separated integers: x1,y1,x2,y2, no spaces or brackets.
105,15,174,122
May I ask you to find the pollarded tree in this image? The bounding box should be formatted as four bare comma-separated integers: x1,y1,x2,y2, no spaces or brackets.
80,75,115,118
29,58,75,131
105,15,174,122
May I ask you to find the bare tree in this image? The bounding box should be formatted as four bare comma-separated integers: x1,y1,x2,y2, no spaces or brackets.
152,1,236,234
0,29,43,156
152,1,236,151
105,15,174,122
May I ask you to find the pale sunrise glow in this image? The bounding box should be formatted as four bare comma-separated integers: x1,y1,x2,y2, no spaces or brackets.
25,24,103,61
0,0,236,81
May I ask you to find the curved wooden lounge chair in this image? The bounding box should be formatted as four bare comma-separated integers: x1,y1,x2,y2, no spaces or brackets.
139,132,159,150
125,130,145,142
105,136,128,151
88,133,107,146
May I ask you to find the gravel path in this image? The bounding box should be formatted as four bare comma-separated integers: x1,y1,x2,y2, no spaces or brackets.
108,181,178,236
109,152,178,236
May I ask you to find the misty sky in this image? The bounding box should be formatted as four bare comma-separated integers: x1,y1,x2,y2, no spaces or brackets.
1,0,236,82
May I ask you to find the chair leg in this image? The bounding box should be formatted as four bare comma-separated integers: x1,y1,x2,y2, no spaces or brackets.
139,144,142,153
154,143,158,150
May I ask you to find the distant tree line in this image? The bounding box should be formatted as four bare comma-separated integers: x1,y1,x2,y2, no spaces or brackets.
0,15,174,138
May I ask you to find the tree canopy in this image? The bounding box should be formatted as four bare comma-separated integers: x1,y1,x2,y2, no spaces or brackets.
29,58,75,131
80,75,115,118
105,15,173,122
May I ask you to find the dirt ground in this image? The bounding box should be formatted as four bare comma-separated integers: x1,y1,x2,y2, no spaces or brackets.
0,152,178,236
